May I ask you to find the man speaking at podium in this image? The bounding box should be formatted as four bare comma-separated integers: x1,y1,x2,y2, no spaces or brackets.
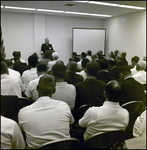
41,38,54,58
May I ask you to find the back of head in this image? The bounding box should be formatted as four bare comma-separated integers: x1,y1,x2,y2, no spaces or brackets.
121,52,127,59
52,63,66,79
86,61,100,76
99,58,108,70
4,59,13,67
37,74,55,95
44,50,52,59
81,52,87,58
119,66,131,78
37,63,48,72
97,50,103,57
131,56,140,64
28,54,38,67
13,51,21,61
52,51,59,60
81,58,90,68
105,80,123,102
108,58,116,66
68,61,77,72
87,50,92,56
136,60,146,70
1,61,8,75
91,54,98,61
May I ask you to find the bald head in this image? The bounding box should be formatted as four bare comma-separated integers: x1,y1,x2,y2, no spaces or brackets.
37,74,56,97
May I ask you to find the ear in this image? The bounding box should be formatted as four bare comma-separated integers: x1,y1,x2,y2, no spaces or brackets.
52,86,56,94
103,91,106,97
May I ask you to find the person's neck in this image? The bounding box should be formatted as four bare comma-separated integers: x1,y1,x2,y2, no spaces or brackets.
55,78,64,82
86,74,96,79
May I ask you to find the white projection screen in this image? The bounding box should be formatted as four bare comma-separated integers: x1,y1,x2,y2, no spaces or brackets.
73,28,106,55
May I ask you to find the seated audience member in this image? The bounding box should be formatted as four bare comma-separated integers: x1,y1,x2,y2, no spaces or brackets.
51,63,76,109
113,49,120,61
74,61,106,110
116,52,128,66
129,56,140,75
97,50,105,60
11,51,26,63
133,110,146,137
39,50,53,66
86,50,92,61
108,58,120,79
1,61,26,98
4,59,21,79
1,116,26,149
79,80,129,141
96,58,116,83
119,66,146,106
91,53,98,62
18,74,74,149
77,52,87,71
22,54,38,88
48,51,59,72
108,51,115,59
25,63,48,102
76,58,90,81
132,60,146,85
69,52,80,62
64,61,83,85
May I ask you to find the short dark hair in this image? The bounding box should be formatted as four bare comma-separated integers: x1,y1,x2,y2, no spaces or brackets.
81,58,90,68
119,66,131,75
1,61,8,74
131,56,140,63
108,58,116,66
68,61,77,72
37,64,48,72
38,74,55,95
13,51,21,57
105,80,123,102
28,54,38,67
87,50,92,56
86,61,100,76
81,52,87,58
52,63,66,79
99,58,108,70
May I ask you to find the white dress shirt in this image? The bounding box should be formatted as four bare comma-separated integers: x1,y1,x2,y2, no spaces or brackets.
1,74,26,98
18,96,74,149
22,68,38,88
1,116,26,149
8,68,21,79
48,60,58,71
76,70,87,81
52,82,76,109
79,101,129,141
132,70,146,84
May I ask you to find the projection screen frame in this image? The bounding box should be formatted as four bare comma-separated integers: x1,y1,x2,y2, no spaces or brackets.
72,27,106,56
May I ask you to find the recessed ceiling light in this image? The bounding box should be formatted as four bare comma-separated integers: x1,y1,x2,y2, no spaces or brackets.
1,6,4,8
37,9,64,13
88,1,120,7
5,6,36,11
65,11,89,15
89,13,112,17
118,5,146,10
75,1,89,3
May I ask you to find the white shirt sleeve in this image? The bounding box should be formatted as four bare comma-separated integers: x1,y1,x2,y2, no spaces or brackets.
25,82,32,98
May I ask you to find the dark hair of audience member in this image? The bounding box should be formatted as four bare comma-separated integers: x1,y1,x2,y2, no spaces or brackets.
105,80,123,102
1,61,9,74
68,61,77,73
86,61,100,77
87,50,92,56
108,58,117,66
81,52,87,58
28,54,38,68
131,56,140,64
52,63,66,79
37,74,56,96
37,63,48,72
99,58,108,70
81,58,90,69
56,60,64,65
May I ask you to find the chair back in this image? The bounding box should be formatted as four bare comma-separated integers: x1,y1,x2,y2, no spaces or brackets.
81,130,126,149
75,103,103,121
121,101,145,139
38,138,80,149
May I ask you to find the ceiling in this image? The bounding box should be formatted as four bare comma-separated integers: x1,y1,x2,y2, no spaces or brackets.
1,1,146,19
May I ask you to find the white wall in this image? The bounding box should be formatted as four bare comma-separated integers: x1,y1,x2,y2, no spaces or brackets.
1,12,103,65
103,10,146,64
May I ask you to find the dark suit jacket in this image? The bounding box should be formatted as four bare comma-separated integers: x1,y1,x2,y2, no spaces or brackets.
96,71,117,84
64,72,83,85
41,43,53,52
119,77,146,106
108,66,120,79
74,78,106,110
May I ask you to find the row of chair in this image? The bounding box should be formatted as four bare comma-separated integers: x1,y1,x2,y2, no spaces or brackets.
38,130,126,149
